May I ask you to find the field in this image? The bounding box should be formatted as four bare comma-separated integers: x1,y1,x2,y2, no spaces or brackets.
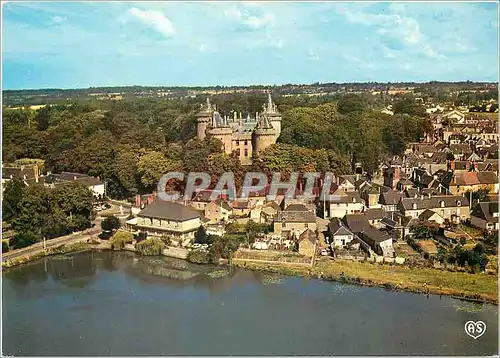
418,240,438,254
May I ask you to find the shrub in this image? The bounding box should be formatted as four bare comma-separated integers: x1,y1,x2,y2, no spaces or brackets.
101,215,121,232
187,249,210,264
2,240,10,253
135,237,165,256
98,231,113,240
110,231,133,250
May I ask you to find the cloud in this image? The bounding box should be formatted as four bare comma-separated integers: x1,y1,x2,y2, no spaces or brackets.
224,5,275,30
338,7,444,59
128,7,175,38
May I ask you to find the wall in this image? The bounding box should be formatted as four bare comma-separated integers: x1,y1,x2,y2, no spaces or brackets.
328,202,364,218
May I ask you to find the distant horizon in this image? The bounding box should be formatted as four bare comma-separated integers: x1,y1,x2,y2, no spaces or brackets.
2,2,499,89
4,79,499,92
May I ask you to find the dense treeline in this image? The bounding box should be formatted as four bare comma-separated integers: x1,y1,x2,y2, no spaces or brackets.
2,179,94,250
2,93,430,200
279,95,431,173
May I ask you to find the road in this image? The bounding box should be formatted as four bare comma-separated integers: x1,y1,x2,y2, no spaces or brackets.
2,216,102,263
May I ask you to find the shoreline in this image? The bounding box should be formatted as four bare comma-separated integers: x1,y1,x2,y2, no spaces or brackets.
2,243,497,305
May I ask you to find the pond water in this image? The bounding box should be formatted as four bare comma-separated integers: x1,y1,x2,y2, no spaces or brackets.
2,251,498,356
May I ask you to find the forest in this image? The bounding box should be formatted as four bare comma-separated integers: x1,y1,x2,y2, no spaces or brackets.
2,93,431,200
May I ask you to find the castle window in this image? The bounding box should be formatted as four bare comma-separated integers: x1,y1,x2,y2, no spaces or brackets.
244,140,248,146
236,140,240,146
244,149,248,157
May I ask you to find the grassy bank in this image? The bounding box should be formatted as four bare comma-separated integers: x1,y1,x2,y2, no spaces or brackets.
234,258,498,304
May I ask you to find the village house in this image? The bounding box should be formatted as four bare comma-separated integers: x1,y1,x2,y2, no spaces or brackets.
127,200,201,243
470,201,499,231
327,217,359,249
379,187,402,212
297,229,317,257
45,171,105,198
449,171,499,195
398,196,470,223
343,214,394,257
203,199,232,223
2,164,41,191
326,190,364,218
418,209,445,225
273,203,317,239
359,182,382,208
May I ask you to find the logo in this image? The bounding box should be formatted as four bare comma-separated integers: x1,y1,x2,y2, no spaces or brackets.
464,321,486,339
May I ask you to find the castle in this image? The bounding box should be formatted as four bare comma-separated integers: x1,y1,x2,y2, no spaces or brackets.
196,93,282,165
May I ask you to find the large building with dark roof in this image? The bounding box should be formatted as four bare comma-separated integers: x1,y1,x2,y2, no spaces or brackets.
129,200,202,240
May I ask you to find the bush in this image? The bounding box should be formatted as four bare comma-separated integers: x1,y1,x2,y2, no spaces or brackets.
110,231,133,250
187,249,210,264
101,215,121,232
135,237,165,256
2,240,10,253
98,231,113,240
11,231,40,249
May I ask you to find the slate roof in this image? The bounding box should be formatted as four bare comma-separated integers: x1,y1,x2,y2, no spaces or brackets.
328,217,354,237
419,209,443,221
379,188,402,205
276,205,316,223
400,195,469,210
471,201,499,223
330,191,363,204
2,167,36,180
299,229,317,244
364,208,386,221
138,200,201,221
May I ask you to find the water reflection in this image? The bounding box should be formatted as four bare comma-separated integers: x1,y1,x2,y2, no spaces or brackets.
2,251,498,356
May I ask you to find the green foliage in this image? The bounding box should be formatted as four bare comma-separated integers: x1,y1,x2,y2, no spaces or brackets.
137,149,182,188
187,248,210,264
101,215,121,232
10,183,92,241
110,231,133,250
336,94,367,114
2,178,26,222
209,235,242,261
135,237,165,256
10,231,40,250
194,226,215,245
392,97,427,117
2,240,10,253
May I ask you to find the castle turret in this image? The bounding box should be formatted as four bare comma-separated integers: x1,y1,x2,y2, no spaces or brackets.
265,92,282,138
207,110,233,154
196,97,212,140
253,112,276,156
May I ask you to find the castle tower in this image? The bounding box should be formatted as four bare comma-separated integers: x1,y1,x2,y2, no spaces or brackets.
253,112,276,156
196,97,212,140
207,110,233,155
264,92,282,139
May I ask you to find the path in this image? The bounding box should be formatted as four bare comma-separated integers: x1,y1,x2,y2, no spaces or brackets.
2,216,102,263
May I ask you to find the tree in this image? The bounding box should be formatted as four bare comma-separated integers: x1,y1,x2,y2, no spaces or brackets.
195,226,210,244
135,237,165,256
137,149,182,188
336,94,367,115
10,231,40,250
2,178,26,222
110,231,133,250
101,215,121,232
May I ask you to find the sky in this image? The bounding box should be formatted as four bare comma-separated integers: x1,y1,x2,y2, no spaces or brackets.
2,1,499,89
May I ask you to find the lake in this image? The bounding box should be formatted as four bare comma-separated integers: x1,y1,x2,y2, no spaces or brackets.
2,251,498,356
